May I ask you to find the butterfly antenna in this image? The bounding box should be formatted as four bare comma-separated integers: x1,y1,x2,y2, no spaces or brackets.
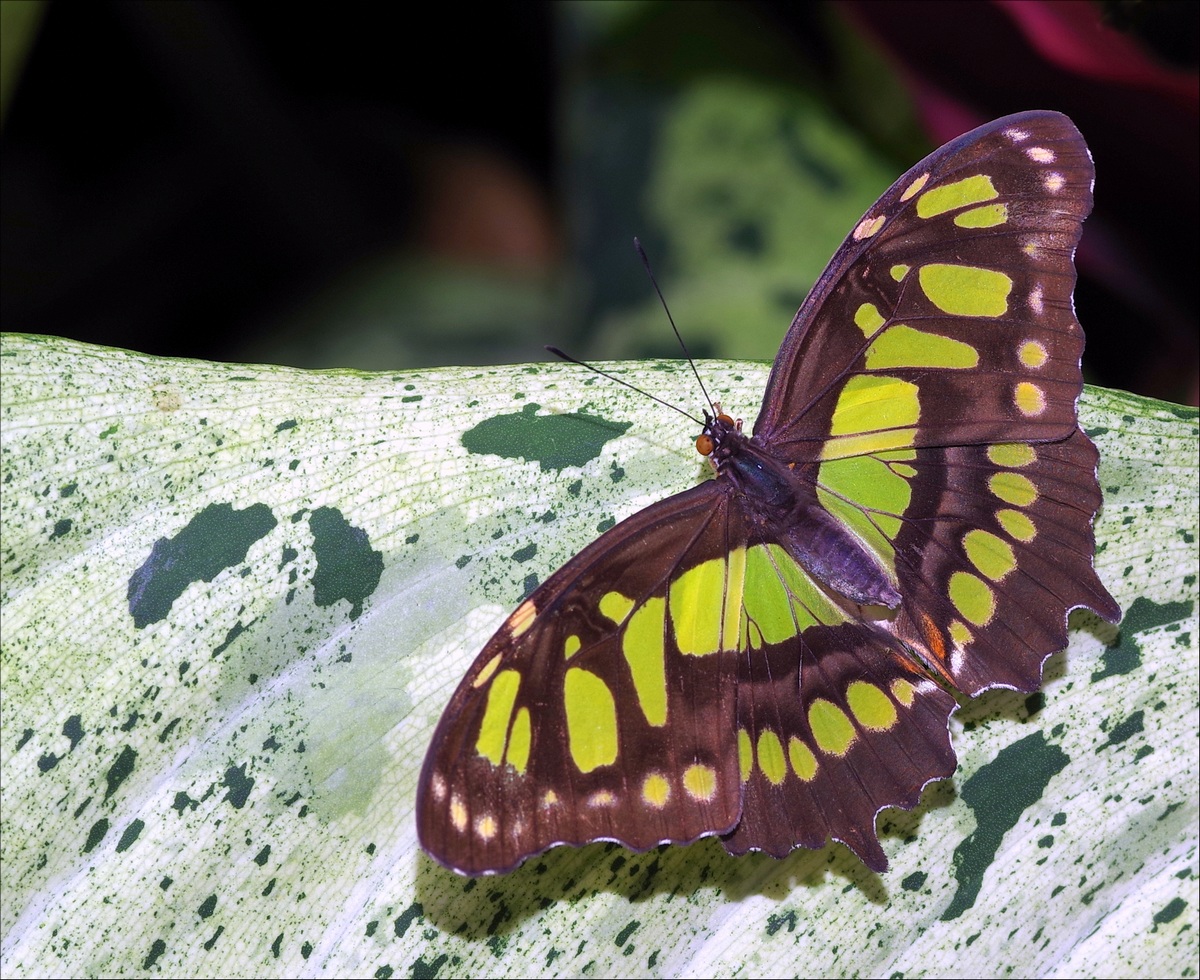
634,237,719,418
544,346,704,428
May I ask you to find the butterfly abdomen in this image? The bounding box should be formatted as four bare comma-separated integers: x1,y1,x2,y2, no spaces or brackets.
779,513,902,610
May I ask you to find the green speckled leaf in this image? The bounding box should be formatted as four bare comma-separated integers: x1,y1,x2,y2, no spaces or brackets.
1,334,1196,978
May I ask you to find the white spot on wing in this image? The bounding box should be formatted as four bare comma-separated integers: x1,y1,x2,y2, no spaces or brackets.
853,215,885,240
1028,284,1044,315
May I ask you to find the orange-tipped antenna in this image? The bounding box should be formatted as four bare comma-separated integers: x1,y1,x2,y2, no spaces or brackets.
633,237,718,418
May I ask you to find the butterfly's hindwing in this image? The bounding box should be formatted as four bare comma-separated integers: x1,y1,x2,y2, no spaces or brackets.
807,427,1120,696
888,430,1122,694
725,622,956,872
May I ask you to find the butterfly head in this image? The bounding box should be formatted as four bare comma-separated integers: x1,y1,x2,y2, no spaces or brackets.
695,407,743,471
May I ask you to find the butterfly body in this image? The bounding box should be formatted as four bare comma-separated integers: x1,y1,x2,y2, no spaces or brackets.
418,111,1121,876
707,411,902,608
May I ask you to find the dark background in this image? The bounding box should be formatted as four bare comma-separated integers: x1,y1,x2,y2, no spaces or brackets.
2,1,1197,403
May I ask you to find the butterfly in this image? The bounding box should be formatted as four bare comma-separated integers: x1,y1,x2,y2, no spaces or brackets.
417,110,1122,876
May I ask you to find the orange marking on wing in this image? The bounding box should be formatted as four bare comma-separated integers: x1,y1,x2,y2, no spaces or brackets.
920,612,945,662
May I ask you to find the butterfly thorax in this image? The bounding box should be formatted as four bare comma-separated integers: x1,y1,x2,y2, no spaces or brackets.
702,412,902,610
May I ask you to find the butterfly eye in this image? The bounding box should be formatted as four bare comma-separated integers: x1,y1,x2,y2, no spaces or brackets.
695,434,715,456
716,413,734,426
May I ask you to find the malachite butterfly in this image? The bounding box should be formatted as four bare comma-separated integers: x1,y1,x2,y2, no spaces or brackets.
417,110,1122,876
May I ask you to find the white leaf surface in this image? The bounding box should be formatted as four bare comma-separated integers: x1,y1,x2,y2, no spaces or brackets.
2,334,1196,978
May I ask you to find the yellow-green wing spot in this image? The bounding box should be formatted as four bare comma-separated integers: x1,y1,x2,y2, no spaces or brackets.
472,652,502,688
989,471,1039,507
853,214,886,240
475,669,521,766
890,263,910,282
1019,339,1049,367
817,449,915,569
475,815,498,841
564,634,581,659
998,508,1037,542
738,728,753,781
506,707,532,773
808,699,857,756
449,796,468,833
949,571,997,627
622,596,668,726
890,678,916,707
916,173,998,218
987,443,1037,468
829,375,921,435
682,763,719,801
563,667,618,773
741,543,846,646
641,773,671,809
669,557,724,655
823,375,920,458
723,547,747,650
963,529,1017,581
788,736,819,781
954,203,1008,228
599,590,635,626
669,550,744,656
900,172,930,201
509,599,537,638
865,325,979,370
846,680,899,731
854,302,887,338
918,263,1012,317
740,545,799,646
756,730,788,784
1015,380,1048,416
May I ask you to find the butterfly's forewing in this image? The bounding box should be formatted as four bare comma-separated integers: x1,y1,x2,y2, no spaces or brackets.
756,111,1094,457
419,483,745,875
